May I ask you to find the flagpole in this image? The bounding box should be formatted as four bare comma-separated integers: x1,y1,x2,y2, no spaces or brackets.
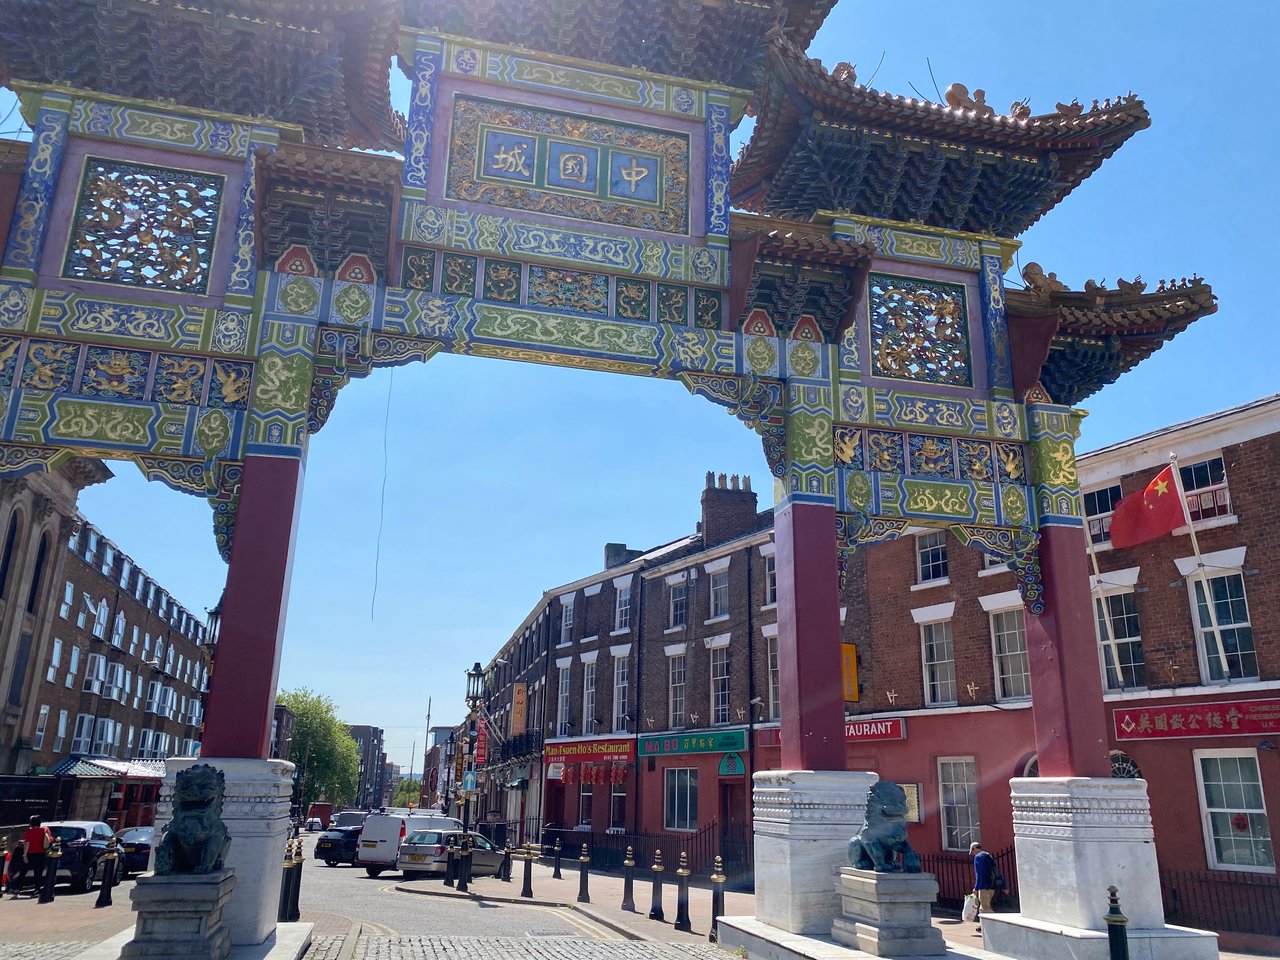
1168,453,1230,678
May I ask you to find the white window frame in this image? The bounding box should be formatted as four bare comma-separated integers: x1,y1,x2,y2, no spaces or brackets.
614,584,632,632
764,553,777,607
111,611,125,648
913,602,957,707
581,658,596,733
664,767,698,831
669,579,688,629
668,649,687,728
1176,548,1256,683
65,645,80,688
71,713,94,754
938,756,980,852
53,709,68,752
1090,566,1145,691
1179,455,1231,525
1083,483,1123,547
32,704,49,751
59,581,73,619
915,530,949,586
1193,748,1274,874
767,634,781,721
46,637,62,683
560,597,574,646
979,593,1030,702
612,651,630,733
578,781,593,827
710,645,730,725
611,781,627,831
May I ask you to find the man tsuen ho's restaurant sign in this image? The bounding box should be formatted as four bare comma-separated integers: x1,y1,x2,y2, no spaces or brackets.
1114,698,1280,740
544,738,636,763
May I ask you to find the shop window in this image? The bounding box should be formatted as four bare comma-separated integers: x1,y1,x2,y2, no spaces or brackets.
665,767,698,831
1194,750,1274,873
578,783,592,827
610,783,627,831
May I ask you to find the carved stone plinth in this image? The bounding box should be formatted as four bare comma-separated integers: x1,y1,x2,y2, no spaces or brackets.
157,757,294,946
121,869,234,960
831,867,945,957
981,777,1219,960
752,769,878,935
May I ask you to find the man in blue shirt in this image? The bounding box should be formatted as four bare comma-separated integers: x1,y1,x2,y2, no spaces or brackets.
970,841,996,923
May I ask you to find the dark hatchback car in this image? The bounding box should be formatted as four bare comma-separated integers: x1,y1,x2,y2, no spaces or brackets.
34,821,113,892
314,825,362,866
115,826,155,879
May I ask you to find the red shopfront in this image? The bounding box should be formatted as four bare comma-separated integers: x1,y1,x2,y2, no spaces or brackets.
542,736,636,831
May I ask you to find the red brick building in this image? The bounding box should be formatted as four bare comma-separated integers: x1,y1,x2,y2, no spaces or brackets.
474,396,1278,917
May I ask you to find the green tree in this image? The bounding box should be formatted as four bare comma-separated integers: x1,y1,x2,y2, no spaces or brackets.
392,778,422,808
277,688,360,809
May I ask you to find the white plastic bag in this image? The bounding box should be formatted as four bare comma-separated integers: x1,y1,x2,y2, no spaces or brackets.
962,893,979,922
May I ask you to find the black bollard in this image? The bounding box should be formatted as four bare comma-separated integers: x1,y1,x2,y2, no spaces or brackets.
1104,885,1130,960
444,837,456,887
288,839,304,923
94,838,118,908
520,844,534,899
620,845,636,912
648,848,665,921
277,838,292,922
457,834,472,893
577,843,590,904
673,851,692,932
38,840,60,904
708,855,726,943
500,842,512,882
552,838,562,880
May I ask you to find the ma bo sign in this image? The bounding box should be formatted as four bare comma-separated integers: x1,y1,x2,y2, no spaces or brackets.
756,717,906,747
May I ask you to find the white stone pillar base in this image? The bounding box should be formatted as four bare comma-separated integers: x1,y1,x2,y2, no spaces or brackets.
158,757,295,947
981,777,1217,960
831,866,946,957
752,769,878,935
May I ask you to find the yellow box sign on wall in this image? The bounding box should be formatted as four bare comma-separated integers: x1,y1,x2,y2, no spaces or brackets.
842,643,859,702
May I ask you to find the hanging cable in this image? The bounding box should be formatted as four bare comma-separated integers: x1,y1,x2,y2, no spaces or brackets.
370,367,394,620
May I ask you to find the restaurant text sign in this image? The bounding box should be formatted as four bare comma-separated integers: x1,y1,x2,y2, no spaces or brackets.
639,729,748,756
543,738,636,763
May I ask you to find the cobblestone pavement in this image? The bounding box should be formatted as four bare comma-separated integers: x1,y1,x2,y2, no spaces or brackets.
307,937,725,960
2,943,96,960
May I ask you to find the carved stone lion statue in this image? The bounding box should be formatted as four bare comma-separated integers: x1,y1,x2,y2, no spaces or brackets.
154,764,232,875
848,780,921,873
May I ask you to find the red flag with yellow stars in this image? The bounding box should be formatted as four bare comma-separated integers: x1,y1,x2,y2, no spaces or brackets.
1108,465,1185,548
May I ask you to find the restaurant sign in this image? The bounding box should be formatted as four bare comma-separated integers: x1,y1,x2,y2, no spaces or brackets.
1114,698,1280,741
639,729,747,756
543,737,636,764
755,717,906,748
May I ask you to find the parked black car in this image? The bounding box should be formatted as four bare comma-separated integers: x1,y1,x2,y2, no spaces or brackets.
314,825,362,866
115,826,155,879
43,821,113,892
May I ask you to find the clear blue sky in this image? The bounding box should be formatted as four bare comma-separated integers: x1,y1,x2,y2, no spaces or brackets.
9,1,1275,774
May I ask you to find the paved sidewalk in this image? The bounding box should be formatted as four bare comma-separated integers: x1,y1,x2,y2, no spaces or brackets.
0,884,135,946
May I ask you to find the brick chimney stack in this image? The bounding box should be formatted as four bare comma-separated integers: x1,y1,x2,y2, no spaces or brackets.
700,470,758,548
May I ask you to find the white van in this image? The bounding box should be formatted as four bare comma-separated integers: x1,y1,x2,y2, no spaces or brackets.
355,813,462,877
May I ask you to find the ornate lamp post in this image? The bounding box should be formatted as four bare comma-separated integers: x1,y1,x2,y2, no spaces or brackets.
458,662,484,892
441,732,456,814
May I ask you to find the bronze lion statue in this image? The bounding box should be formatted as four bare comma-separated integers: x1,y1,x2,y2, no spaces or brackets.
154,764,232,875
848,780,920,873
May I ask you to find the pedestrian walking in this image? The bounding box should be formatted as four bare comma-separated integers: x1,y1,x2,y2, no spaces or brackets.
970,841,996,924
10,816,53,896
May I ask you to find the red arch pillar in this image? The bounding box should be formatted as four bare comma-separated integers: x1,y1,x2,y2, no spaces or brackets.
201,454,306,759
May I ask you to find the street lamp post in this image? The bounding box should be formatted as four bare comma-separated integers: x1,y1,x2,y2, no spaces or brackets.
458,661,484,892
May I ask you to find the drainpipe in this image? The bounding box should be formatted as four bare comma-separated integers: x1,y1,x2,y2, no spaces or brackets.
630,569,645,835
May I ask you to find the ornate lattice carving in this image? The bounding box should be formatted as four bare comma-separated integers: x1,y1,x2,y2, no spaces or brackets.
64,158,224,294
869,273,971,386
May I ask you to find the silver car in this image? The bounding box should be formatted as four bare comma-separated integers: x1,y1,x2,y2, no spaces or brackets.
396,830,504,880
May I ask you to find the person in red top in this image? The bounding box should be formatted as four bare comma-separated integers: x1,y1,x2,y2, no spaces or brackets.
9,815,53,896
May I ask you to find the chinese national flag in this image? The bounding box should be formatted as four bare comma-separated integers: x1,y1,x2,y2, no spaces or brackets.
1108,465,1185,549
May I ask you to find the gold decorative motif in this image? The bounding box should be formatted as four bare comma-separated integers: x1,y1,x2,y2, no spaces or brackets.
490,142,532,177
558,152,590,184
212,361,251,406
24,342,78,390
156,356,207,404
617,157,650,194
83,351,139,395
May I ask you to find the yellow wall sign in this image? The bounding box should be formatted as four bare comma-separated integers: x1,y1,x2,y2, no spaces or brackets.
842,643,859,702
511,682,528,735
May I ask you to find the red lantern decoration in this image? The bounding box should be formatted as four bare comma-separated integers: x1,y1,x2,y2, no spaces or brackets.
611,762,627,784
1232,813,1250,833
563,763,577,785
